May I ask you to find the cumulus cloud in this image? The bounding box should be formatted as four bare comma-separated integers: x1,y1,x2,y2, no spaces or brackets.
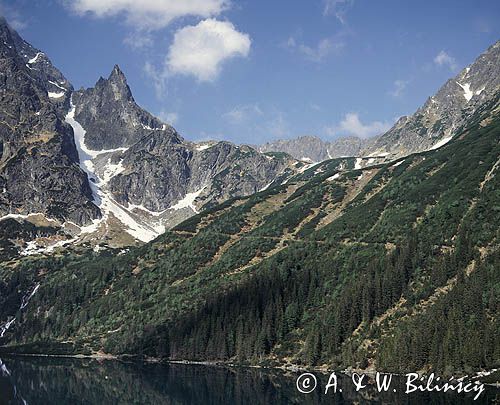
167,19,251,82
389,79,409,98
323,0,353,23
434,50,458,71
325,113,392,138
287,36,343,62
67,0,229,30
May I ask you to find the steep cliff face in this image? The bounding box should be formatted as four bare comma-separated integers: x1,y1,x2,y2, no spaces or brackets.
0,17,99,226
365,40,500,158
72,65,177,150
68,69,297,242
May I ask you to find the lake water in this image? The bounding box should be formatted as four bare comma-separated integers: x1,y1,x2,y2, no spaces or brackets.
0,356,498,404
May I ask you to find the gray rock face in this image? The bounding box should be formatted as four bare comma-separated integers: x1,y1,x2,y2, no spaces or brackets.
67,65,297,242
256,135,371,162
109,138,291,212
364,40,500,158
0,17,99,225
72,66,179,150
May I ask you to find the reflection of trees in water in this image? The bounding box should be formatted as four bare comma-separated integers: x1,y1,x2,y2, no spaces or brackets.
0,357,496,404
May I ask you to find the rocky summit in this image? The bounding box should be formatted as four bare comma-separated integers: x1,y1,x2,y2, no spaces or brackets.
0,18,299,253
364,40,500,159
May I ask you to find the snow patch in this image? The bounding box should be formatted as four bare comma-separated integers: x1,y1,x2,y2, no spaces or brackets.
456,82,473,102
391,160,405,168
48,80,66,91
354,158,362,169
298,161,321,174
195,144,212,151
66,103,161,242
27,52,43,64
170,187,206,213
48,91,65,99
326,173,340,181
101,158,125,184
430,136,453,150
141,123,163,131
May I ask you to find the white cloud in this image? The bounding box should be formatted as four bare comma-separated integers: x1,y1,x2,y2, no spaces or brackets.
67,0,229,30
325,113,392,138
287,36,343,62
223,103,263,124
144,61,168,98
123,32,154,49
434,50,458,71
167,19,251,82
389,79,409,98
158,111,178,125
0,2,26,30
323,0,353,23
222,104,290,141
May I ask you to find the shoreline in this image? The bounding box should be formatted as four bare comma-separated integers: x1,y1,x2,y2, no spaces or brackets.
0,351,498,386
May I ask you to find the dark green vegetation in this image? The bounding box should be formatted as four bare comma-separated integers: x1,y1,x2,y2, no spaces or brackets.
0,100,499,375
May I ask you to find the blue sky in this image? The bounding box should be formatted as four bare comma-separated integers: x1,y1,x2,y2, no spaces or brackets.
1,0,499,144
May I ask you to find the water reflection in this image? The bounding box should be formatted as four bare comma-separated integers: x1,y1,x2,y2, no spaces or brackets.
0,356,498,404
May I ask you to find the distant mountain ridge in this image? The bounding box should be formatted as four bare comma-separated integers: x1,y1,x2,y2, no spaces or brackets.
257,40,500,164
255,135,373,162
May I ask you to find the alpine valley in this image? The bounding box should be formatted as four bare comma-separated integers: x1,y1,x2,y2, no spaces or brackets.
0,17,499,378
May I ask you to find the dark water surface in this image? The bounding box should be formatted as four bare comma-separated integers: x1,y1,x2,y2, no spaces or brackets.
0,356,498,404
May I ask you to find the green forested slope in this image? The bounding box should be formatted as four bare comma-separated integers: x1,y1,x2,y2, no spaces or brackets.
0,98,499,374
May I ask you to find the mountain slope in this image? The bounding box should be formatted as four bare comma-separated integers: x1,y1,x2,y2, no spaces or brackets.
365,40,500,159
0,17,99,226
1,92,498,374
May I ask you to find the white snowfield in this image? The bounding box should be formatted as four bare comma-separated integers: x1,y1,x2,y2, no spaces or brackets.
169,187,206,213
65,104,163,242
48,91,65,99
326,172,340,181
48,80,67,91
195,144,212,151
430,135,454,150
354,158,363,169
27,52,43,64
456,81,474,102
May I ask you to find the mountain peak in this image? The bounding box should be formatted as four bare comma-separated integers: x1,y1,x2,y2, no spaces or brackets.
93,64,133,102
109,64,125,80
